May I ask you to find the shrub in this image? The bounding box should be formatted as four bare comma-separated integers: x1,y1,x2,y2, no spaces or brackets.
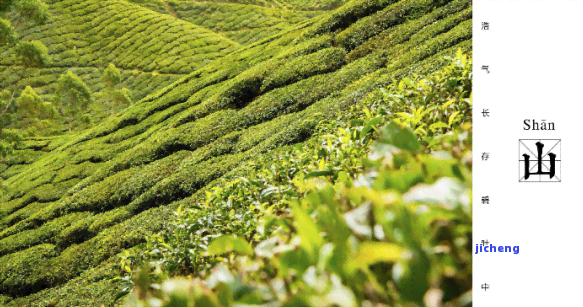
335,0,453,50
14,40,51,69
0,212,92,256
261,47,346,92
120,51,473,307
347,0,470,61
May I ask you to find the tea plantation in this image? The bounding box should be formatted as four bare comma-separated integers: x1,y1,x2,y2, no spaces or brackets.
126,0,344,45
0,0,472,305
129,0,349,12
0,0,241,102
165,1,320,45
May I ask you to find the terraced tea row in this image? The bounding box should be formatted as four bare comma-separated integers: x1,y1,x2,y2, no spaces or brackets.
0,0,472,305
162,0,349,11
0,0,240,107
1,0,240,73
0,64,182,103
166,1,319,45
126,0,169,14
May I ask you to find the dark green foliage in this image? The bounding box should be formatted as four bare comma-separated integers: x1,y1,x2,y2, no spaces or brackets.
14,40,50,68
1,40,51,156
13,0,49,24
0,201,51,232
0,0,16,13
1,65,180,103
0,19,17,46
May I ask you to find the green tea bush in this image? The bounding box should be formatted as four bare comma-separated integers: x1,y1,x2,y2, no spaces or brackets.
0,244,58,296
0,205,175,298
0,1,472,304
347,0,470,61
0,211,92,256
261,47,346,92
0,202,48,231
120,51,473,307
335,0,452,50
304,0,396,38
0,177,80,218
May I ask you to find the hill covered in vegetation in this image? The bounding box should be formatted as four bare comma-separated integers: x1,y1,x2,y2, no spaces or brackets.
127,0,332,45
1,0,348,106
163,1,320,45
123,48,473,307
0,0,241,103
129,0,349,14
0,0,342,167
0,0,472,305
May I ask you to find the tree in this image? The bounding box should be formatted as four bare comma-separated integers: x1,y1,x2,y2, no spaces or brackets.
16,86,58,136
0,19,17,46
0,0,50,156
14,40,51,69
0,90,21,157
102,63,121,87
12,0,49,25
101,63,131,116
53,71,92,131
17,86,56,118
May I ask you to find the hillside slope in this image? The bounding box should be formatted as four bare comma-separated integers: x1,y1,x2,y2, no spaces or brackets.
0,0,240,102
128,0,349,13
0,0,472,305
166,1,319,45
125,0,335,46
